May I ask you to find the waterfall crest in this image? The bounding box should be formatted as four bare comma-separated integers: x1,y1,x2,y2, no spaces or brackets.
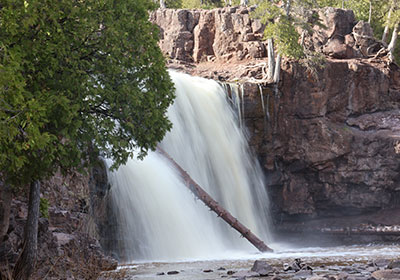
108,71,271,262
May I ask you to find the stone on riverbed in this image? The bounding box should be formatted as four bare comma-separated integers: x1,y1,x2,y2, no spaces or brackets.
306,276,326,280
233,270,259,278
251,260,274,276
294,269,313,279
370,259,391,268
387,260,400,269
371,269,400,279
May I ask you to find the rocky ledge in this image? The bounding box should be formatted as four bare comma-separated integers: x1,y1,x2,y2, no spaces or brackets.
151,6,400,242
0,163,117,279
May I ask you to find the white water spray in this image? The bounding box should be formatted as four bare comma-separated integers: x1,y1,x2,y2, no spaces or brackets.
108,71,271,262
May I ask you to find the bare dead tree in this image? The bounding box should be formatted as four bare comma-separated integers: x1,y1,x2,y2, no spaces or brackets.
368,0,372,24
160,0,166,9
382,1,394,42
388,23,399,61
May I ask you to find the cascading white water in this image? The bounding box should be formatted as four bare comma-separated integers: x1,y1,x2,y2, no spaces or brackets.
108,70,271,262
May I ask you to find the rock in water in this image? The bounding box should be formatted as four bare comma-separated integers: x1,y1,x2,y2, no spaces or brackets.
371,269,400,279
251,260,273,276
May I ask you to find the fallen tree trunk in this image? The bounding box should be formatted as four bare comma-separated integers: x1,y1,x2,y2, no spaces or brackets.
157,147,273,253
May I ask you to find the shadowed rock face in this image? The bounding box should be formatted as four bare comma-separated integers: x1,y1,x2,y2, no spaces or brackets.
151,6,400,236
242,60,400,226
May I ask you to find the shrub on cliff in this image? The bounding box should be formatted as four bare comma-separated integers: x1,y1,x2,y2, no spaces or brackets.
0,0,175,279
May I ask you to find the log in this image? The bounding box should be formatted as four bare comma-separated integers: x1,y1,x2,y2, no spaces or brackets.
157,147,273,253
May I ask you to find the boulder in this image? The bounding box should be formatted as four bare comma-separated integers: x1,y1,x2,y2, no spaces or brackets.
387,260,400,269
371,269,400,280
251,260,274,276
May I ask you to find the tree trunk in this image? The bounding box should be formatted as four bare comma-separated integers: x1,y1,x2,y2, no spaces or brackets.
388,23,399,61
382,6,393,43
368,1,372,24
157,147,273,253
273,53,281,83
0,182,12,242
13,180,40,280
267,39,275,81
160,0,166,9
285,0,292,17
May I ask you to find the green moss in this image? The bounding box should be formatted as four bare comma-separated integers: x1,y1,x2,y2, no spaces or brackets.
39,197,49,219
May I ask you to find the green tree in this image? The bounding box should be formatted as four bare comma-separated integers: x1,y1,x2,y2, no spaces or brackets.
317,0,387,37
251,0,324,82
165,0,184,8
316,0,400,61
0,0,175,279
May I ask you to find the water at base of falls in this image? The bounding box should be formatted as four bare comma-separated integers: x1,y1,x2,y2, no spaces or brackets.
102,244,400,280
108,70,271,262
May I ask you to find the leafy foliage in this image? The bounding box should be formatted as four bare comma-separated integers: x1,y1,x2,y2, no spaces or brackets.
165,0,184,8
264,17,305,59
251,0,318,59
0,0,175,187
316,0,387,37
39,198,49,219
164,0,229,9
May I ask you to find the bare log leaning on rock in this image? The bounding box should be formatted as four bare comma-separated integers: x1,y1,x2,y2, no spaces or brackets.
157,147,273,253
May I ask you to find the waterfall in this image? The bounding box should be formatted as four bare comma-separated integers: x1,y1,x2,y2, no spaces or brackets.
108,70,271,262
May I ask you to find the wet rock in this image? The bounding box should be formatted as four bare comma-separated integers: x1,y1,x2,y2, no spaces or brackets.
218,267,226,270
294,269,313,279
233,270,259,278
306,276,326,280
371,259,391,268
167,270,179,275
336,272,350,280
251,260,273,276
203,269,213,273
227,270,235,275
371,269,400,279
156,272,165,275
284,261,301,272
329,266,341,272
284,259,312,272
387,260,400,269
342,266,360,273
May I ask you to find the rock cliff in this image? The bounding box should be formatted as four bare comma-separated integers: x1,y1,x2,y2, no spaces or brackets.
0,167,117,279
151,6,400,241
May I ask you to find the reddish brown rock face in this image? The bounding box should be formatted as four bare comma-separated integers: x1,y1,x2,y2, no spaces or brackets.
152,6,400,238
151,6,266,63
245,61,400,224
